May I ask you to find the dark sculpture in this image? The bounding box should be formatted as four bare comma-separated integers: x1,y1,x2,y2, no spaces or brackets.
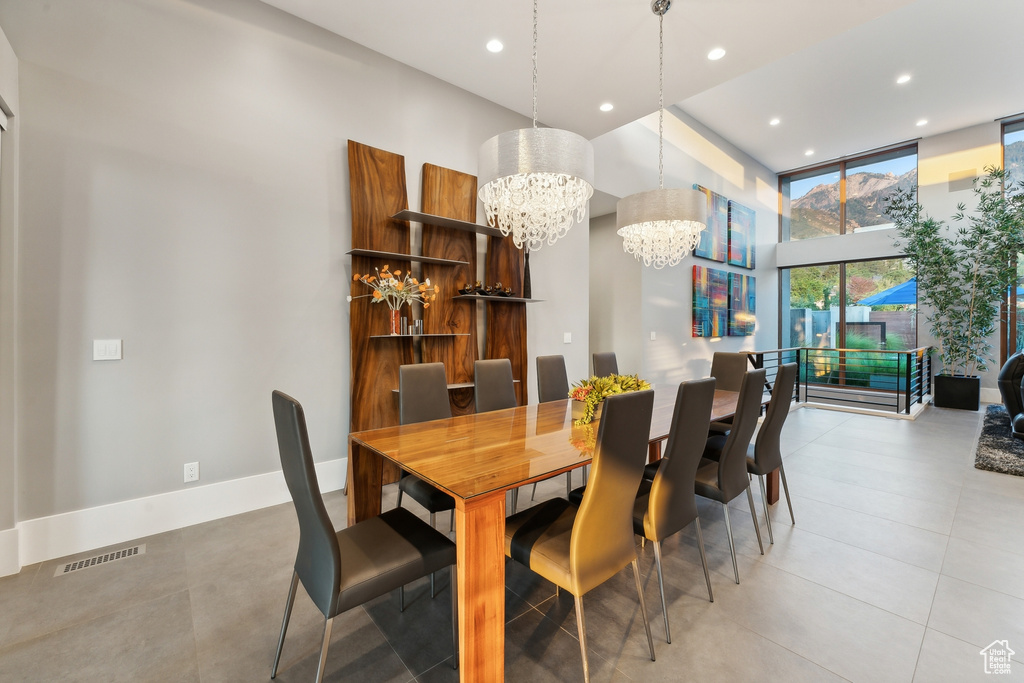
996,351,1024,439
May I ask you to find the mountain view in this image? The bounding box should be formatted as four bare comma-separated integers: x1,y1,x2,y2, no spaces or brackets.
790,168,918,239
1007,139,1024,188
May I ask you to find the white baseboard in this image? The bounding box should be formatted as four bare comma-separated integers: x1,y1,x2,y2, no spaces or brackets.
1,457,346,575
0,527,19,577
981,388,1000,405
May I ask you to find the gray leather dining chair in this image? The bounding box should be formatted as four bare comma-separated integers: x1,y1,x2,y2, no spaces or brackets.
695,368,766,584
474,358,524,512
504,390,657,682
270,391,457,682
397,363,456,532
633,378,717,643
747,363,798,543
536,354,570,402
592,351,618,377
708,351,750,433
474,358,517,414
534,354,574,500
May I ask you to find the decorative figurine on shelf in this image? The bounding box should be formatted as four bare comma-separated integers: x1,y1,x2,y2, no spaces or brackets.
350,265,440,335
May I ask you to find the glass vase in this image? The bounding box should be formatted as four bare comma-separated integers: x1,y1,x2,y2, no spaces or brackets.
389,309,401,335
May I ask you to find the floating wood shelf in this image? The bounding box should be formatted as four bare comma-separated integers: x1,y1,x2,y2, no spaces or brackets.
392,209,503,238
452,294,543,303
346,248,468,267
369,333,471,339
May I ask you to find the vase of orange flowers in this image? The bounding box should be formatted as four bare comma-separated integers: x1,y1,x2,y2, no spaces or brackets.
350,265,441,335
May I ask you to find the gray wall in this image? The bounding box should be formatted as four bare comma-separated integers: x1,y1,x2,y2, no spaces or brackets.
0,23,19,532
588,212,642,376
590,106,780,389
0,0,538,521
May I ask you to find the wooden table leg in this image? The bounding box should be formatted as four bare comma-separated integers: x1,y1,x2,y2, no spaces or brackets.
648,440,662,464
454,491,506,682
766,468,780,505
347,440,383,525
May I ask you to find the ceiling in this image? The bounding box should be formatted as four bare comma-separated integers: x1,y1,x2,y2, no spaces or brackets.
260,0,1024,173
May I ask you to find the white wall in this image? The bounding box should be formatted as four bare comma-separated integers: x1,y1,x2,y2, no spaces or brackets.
0,0,533,567
588,212,642,376
0,21,20,572
591,106,780,388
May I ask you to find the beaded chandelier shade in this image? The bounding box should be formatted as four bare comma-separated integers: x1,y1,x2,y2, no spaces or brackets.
616,0,706,268
478,0,594,251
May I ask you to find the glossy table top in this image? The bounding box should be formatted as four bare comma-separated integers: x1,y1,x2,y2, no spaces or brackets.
350,388,741,501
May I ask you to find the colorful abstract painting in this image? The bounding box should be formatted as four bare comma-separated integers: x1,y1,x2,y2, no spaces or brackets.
692,265,729,337
728,272,756,336
693,185,728,262
728,200,756,269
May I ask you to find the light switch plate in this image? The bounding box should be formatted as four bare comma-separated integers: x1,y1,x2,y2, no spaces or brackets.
563,332,572,344
93,339,123,361
650,331,657,341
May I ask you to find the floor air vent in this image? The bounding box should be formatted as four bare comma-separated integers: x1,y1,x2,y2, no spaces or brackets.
54,544,146,577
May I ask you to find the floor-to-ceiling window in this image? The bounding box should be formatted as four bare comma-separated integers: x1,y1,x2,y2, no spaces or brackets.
781,145,917,241
1003,118,1024,358
781,258,916,351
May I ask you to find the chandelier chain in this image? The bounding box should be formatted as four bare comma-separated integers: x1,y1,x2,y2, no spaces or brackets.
658,11,664,189
532,0,538,128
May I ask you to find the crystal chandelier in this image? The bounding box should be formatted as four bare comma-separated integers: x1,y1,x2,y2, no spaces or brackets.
616,0,706,269
478,0,594,251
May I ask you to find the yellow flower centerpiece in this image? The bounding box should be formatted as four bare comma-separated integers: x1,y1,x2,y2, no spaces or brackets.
350,265,440,334
569,373,651,425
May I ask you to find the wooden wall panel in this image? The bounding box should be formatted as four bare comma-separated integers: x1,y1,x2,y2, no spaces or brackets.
348,141,413,483
485,238,528,405
420,163,479,416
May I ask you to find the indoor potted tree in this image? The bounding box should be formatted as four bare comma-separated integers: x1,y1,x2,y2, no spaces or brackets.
886,166,1024,410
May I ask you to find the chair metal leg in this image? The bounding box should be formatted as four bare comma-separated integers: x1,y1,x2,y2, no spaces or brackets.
429,511,436,529
574,593,590,683
565,471,572,498
722,503,740,584
758,474,774,544
449,510,454,532
652,541,671,643
693,518,714,602
271,571,299,679
780,463,795,524
396,487,404,508
531,482,538,501
431,572,436,598
399,585,405,612
511,488,519,514
314,616,334,683
450,565,459,670
745,486,765,555
631,559,656,661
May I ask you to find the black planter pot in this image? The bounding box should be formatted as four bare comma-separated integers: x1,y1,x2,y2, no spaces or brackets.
933,374,981,410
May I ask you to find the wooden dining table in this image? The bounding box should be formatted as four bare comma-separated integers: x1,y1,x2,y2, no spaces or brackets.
347,388,742,682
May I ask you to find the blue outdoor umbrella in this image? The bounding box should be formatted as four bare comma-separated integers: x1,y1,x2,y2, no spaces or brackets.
857,277,917,306
857,278,1024,306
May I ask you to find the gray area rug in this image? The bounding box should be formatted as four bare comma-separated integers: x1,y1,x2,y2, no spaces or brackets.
976,404,1024,477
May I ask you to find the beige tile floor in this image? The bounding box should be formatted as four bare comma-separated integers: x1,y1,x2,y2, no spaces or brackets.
2,405,1024,682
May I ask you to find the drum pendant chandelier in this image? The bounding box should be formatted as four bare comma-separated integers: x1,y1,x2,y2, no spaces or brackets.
616,0,707,269
478,0,594,251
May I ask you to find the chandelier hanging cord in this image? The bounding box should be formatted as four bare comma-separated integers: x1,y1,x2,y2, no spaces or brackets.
658,3,665,188
532,0,538,128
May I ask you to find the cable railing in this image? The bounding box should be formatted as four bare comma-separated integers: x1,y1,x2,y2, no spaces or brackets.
744,346,933,415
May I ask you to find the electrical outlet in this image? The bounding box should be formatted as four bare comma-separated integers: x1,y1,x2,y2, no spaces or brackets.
184,462,199,483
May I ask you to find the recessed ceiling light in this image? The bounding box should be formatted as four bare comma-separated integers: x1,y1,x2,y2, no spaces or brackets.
769,118,780,126
486,39,504,53
707,47,726,61
805,149,814,156
599,103,614,112
916,119,928,126
896,74,911,84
